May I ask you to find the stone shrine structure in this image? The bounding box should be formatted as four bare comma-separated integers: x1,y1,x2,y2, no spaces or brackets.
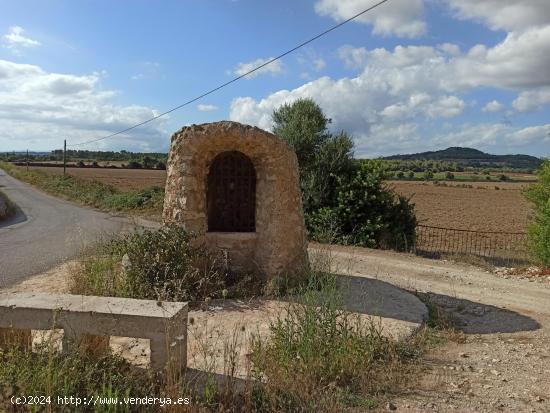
163,121,308,280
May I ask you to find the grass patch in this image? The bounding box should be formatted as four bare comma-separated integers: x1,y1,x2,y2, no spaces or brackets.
0,190,16,221
0,344,155,412
0,161,164,217
250,272,423,412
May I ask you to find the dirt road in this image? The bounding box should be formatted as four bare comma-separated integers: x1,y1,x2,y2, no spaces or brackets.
322,245,550,412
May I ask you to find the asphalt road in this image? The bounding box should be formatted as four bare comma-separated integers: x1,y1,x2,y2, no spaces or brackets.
0,169,156,288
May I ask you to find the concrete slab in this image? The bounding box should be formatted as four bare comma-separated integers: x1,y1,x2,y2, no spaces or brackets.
0,292,188,371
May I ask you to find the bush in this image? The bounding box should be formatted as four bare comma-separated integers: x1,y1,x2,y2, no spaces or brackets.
272,99,416,250
127,161,142,169
72,225,259,302
308,161,416,249
499,174,509,181
525,161,550,265
445,171,455,180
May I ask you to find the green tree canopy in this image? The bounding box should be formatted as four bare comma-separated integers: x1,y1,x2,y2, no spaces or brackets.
525,161,550,265
272,99,416,250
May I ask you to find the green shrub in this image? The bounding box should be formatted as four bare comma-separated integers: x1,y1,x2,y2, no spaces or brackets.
525,161,550,265
307,161,416,250
272,99,416,250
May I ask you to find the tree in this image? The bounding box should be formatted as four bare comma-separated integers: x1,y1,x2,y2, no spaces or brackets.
273,98,354,214
272,98,331,171
142,156,156,169
272,99,416,250
525,161,550,265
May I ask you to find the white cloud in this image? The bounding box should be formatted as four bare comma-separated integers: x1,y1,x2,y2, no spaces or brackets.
338,45,368,69
232,57,283,78
197,103,218,112
230,29,550,156
297,49,326,74
312,58,326,71
444,0,550,32
482,100,504,113
0,59,167,151
448,25,550,90
513,87,550,112
315,0,426,38
433,123,550,150
2,26,40,52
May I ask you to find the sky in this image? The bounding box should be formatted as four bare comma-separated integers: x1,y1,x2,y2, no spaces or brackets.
0,0,549,158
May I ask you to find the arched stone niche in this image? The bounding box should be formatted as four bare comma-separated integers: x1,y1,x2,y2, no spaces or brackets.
163,121,308,280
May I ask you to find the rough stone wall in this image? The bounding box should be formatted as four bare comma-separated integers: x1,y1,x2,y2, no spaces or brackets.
163,121,308,280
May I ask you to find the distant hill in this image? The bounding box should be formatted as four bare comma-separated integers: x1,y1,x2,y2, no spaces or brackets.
382,147,542,169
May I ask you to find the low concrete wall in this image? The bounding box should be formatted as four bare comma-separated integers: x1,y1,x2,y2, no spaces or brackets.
0,292,188,371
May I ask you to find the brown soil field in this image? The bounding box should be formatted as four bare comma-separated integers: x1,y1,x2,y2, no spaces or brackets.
388,180,532,233
17,166,533,233
21,166,167,191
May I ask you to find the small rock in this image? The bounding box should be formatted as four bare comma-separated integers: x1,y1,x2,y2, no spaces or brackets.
386,402,397,411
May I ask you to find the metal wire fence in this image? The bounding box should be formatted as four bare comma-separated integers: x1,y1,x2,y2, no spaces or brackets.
414,225,530,266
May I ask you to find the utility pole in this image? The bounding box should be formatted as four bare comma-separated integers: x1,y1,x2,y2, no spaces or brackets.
26,149,29,172
63,140,67,177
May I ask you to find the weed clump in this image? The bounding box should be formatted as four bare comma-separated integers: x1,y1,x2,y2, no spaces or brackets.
251,272,416,412
72,225,260,303
0,344,154,412
0,190,16,220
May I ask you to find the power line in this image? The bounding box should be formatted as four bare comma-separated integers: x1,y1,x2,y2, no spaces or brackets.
69,0,390,148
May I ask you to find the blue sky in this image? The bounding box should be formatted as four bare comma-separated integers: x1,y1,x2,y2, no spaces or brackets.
0,0,549,157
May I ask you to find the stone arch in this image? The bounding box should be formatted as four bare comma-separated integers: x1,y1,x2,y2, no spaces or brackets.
163,121,308,280
207,150,256,232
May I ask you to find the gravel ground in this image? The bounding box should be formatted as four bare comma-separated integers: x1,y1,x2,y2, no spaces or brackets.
5,244,549,412
323,245,550,412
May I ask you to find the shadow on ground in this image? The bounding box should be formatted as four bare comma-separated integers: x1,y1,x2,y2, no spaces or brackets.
421,291,541,334
335,274,428,324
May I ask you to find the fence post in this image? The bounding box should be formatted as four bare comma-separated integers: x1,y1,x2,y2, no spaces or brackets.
63,140,67,177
